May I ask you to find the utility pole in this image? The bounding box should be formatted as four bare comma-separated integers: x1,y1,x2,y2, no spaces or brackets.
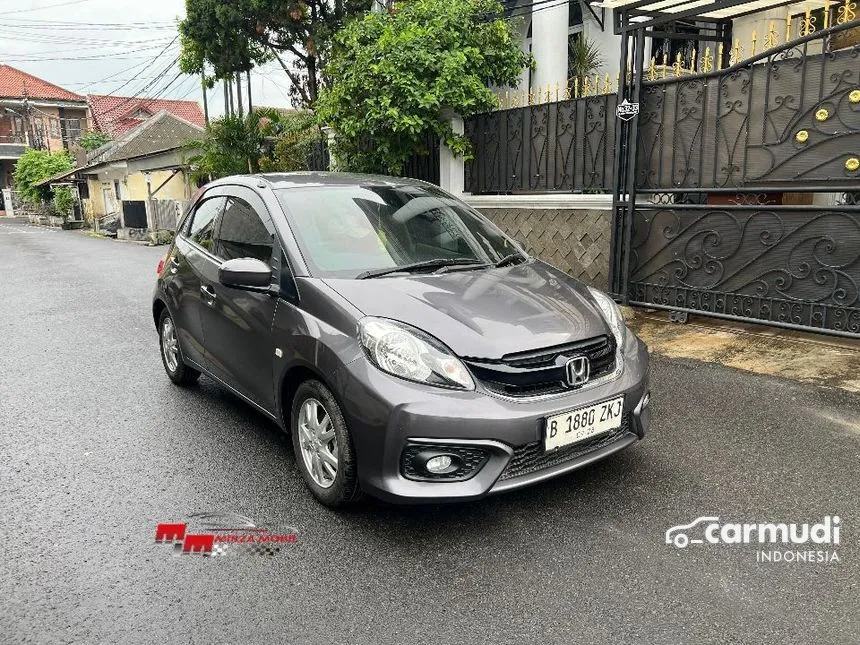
21,82,32,148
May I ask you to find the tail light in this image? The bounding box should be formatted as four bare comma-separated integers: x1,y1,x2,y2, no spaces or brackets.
157,256,167,275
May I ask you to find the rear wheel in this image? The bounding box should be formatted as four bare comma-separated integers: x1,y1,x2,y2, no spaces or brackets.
291,380,362,507
158,308,200,386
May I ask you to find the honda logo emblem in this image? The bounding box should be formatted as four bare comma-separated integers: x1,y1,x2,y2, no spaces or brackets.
566,356,590,387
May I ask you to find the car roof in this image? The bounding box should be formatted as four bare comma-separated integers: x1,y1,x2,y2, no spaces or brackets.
206,171,433,191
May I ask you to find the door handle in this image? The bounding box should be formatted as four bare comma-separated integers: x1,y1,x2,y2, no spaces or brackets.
200,285,217,304
170,256,180,274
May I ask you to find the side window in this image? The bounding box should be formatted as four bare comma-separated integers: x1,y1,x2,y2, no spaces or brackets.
214,197,274,263
185,197,224,252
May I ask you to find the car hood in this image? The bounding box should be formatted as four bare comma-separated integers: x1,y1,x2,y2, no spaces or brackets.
323,260,610,359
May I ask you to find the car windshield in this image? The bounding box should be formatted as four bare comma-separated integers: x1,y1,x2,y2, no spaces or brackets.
275,183,520,278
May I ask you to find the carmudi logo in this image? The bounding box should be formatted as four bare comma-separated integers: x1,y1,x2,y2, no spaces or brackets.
665,515,842,564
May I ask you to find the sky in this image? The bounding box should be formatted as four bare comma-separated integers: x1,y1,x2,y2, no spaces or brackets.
0,0,295,118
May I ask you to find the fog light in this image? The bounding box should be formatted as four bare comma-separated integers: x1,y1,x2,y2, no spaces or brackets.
400,444,490,481
642,391,651,408
425,455,453,473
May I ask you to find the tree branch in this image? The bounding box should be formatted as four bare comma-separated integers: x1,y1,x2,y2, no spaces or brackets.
268,46,311,106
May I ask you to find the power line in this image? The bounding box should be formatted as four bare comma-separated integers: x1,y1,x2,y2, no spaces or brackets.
64,75,166,87
99,35,179,99
64,52,175,93
0,22,175,31
1,17,175,25
0,29,173,46
4,0,93,16
503,0,574,22
0,43,177,62
96,55,182,119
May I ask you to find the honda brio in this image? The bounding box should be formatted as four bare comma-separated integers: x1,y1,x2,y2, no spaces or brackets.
153,172,651,506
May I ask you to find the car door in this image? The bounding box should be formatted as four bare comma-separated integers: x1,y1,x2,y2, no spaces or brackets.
169,195,226,366
197,187,278,413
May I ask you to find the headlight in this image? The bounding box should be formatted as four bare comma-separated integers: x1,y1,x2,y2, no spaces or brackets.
587,287,627,348
358,317,475,390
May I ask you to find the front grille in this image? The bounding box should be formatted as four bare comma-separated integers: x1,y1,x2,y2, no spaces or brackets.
498,414,631,481
463,335,616,397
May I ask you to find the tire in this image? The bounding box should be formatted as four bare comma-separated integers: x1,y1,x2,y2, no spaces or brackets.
158,308,200,386
291,380,362,507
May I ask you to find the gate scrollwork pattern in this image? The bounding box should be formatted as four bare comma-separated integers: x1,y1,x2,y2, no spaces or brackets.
629,207,860,333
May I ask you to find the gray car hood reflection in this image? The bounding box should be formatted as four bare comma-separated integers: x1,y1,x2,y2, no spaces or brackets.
323,260,609,358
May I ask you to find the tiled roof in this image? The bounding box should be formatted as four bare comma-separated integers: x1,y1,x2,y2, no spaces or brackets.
86,110,203,166
87,94,206,137
0,64,84,103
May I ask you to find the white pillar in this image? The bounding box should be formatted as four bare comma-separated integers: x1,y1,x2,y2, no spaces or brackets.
321,126,338,171
530,0,569,93
439,114,465,196
583,8,621,79
516,14,531,93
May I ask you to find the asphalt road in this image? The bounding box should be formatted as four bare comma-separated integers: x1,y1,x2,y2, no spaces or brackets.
1,218,858,644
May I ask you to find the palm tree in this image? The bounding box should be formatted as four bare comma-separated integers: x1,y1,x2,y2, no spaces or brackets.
568,34,604,93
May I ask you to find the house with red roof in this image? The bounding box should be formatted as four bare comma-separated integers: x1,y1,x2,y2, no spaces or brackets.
87,94,205,138
0,64,89,195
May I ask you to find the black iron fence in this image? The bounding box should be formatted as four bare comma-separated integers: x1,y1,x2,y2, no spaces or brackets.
465,19,860,196
614,17,860,337
636,30,860,191
305,130,441,185
306,138,330,172
627,204,860,335
464,94,617,194
402,129,440,185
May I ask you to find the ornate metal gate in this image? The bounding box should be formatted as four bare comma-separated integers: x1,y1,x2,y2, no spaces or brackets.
610,3,860,337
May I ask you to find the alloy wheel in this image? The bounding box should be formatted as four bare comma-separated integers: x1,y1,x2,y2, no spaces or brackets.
161,316,179,373
297,398,339,488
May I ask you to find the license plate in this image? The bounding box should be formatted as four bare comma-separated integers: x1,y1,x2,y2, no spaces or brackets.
544,396,624,451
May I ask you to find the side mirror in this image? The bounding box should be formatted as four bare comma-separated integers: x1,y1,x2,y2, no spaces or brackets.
218,257,272,290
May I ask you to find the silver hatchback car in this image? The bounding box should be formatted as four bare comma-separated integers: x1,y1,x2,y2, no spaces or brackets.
153,172,651,506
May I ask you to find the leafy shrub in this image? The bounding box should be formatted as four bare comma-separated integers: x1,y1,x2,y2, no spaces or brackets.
315,0,530,174
13,149,75,205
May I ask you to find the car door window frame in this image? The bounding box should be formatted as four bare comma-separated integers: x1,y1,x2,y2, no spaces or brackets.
180,195,227,262
212,194,277,265
179,183,302,302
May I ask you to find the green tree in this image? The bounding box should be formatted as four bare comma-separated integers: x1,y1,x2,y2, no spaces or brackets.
179,0,367,107
315,0,530,174
77,130,112,151
13,149,75,205
184,108,287,182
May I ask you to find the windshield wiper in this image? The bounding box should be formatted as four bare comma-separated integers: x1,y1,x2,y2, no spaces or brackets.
356,258,486,279
495,252,527,268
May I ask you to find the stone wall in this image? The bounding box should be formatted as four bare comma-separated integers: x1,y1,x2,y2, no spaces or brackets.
479,208,612,290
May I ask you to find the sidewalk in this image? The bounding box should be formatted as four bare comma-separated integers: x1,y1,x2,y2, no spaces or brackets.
625,307,860,393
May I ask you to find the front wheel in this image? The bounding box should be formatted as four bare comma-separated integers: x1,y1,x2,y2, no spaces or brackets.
158,308,200,386
291,380,362,507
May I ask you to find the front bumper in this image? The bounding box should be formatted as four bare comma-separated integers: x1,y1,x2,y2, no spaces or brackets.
332,331,650,503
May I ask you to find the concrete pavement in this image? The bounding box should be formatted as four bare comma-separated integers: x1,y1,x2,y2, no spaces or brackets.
1,219,858,644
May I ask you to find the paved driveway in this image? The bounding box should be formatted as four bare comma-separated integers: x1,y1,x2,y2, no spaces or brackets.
1,219,857,644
